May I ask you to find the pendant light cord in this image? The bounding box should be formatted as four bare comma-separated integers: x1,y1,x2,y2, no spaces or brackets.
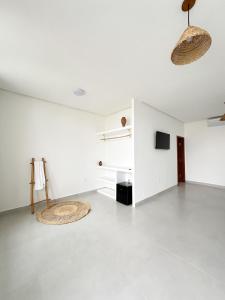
188,4,190,26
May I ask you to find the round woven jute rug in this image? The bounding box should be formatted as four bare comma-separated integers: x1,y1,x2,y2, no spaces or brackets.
36,201,91,225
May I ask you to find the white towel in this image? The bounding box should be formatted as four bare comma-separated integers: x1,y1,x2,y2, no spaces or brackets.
34,161,46,191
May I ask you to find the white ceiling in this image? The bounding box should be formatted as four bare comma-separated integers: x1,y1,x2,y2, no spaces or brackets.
0,0,224,122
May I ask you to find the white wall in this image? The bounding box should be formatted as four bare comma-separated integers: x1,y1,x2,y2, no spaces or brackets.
0,90,103,212
185,120,225,187
104,108,132,131
134,100,184,204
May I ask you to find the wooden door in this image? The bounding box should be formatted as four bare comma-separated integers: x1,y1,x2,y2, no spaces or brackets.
177,136,185,183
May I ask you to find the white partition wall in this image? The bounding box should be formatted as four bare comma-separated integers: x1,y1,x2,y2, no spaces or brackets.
133,99,184,205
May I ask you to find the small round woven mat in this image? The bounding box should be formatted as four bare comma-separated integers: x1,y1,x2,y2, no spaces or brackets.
36,201,91,225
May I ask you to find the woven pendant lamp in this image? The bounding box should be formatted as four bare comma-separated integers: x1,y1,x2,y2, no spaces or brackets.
171,0,212,65
220,114,225,121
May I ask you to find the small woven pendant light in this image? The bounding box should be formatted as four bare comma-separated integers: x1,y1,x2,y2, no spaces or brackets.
171,0,212,65
220,114,225,121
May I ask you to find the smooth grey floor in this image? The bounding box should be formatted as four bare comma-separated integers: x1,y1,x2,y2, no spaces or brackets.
1,183,225,300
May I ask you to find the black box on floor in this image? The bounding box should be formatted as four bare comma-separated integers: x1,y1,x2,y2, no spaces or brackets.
116,182,132,205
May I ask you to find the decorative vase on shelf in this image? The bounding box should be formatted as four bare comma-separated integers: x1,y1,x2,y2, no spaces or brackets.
121,117,127,127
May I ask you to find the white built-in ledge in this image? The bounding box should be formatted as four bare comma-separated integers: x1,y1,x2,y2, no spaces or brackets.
97,187,116,200
98,176,116,184
96,125,132,137
97,165,132,174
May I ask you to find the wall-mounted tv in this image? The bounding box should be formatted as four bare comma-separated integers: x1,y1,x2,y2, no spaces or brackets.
155,131,170,150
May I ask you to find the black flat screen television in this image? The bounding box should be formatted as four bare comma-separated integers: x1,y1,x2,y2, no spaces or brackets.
155,131,170,150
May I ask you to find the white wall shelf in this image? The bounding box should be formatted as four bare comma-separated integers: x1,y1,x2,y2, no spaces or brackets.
96,125,132,137
97,165,132,200
97,165,132,174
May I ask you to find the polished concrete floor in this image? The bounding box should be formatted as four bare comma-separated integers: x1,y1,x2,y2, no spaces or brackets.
0,183,225,300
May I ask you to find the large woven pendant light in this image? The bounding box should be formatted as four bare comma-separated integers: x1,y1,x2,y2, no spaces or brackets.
171,0,212,65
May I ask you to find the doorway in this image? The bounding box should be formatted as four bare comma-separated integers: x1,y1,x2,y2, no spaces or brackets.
177,136,185,183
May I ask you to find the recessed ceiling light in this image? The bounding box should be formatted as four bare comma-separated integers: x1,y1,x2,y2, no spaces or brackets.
73,88,86,96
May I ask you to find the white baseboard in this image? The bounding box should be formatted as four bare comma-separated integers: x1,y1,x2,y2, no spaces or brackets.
186,181,225,190
135,185,178,206
0,188,97,215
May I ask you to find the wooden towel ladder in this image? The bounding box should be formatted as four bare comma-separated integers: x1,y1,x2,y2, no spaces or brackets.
30,157,50,214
